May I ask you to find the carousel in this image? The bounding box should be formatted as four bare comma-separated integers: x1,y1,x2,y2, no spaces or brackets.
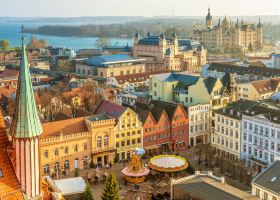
121,151,150,183
148,155,189,173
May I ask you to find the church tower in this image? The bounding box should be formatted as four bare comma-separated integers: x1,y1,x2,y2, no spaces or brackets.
10,26,43,199
206,8,213,29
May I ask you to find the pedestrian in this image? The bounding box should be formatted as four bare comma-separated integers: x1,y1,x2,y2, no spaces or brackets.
106,163,109,170
109,162,112,168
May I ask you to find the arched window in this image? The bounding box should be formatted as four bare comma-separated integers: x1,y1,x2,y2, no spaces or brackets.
104,135,109,146
74,144,78,152
65,146,69,154
44,164,49,175
54,162,60,172
64,160,70,170
44,150,48,158
54,148,59,156
97,136,102,147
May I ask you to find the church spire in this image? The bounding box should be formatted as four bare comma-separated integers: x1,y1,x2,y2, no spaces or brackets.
10,25,42,138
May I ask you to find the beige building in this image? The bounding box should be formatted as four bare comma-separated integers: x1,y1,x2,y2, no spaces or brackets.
212,100,258,160
237,78,280,101
193,8,263,53
76,54,145,78
252,159,280,200
133,32,207,72
40,114,116,176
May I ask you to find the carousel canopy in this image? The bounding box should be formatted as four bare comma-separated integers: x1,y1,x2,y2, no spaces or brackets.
148,155,189,172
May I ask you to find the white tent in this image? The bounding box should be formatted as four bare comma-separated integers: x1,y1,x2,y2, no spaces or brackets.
54,177,86,195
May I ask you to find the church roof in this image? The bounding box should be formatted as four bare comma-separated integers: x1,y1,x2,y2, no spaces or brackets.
9,35,43,138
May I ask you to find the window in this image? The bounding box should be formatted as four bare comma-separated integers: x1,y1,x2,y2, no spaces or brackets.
74,144,78,152
65,146,69,154
44,150,49,158
116,134,119,138
54,148,59,156
255,188,260,197
44,165,50,175
263,192,268,200
154,83,157,87
97,136,102,147
121,141,125,147
127,140,130,146
84,143,87,150
116,142,119,148
154,91,157,96
104,135,109,146
132,139,136,144
64,160,70,170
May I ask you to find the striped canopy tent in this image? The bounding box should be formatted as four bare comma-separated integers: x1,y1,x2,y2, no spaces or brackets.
148,155,189,172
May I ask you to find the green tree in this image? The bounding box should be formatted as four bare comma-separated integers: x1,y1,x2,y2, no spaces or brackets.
101,173,120,200
83,181,94,200
74,168,80,177
0,40,10,51
95,38,110,49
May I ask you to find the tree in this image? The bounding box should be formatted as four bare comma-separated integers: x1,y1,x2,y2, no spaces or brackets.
0,40,10,51
83,181,94,200
95,38,110,49
28,36,48,49
101,172,121,200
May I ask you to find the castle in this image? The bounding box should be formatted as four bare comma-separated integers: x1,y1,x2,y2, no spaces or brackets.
193,8,263,53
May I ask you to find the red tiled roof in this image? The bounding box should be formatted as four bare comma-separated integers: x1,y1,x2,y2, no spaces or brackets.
0,69,19,78
41,117,88,138
94,100,125,119
251,78,280,95
0,111,24,200
114,70,170,85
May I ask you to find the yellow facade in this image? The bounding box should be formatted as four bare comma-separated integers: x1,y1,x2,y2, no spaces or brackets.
115,108,143,160
85,115,116,166
40,115,116,176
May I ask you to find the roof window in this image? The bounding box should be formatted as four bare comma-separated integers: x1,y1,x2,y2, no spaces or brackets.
270,177,277,182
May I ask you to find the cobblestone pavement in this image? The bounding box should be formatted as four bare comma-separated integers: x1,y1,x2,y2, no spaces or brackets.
56,146,252,199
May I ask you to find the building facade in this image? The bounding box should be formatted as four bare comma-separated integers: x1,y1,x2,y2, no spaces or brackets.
241,106,280,170
237,78,280,101
193,8,263,53
188,103,210,147
76,54,146,78
136,101,189,152
133,32,207,72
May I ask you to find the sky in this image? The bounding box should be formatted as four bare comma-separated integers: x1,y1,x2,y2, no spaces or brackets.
1,0,280,17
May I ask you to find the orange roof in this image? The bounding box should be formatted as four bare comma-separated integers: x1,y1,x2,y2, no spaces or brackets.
0,111,24,200
251,78,280,95
41,117,88,138
0,87,16,98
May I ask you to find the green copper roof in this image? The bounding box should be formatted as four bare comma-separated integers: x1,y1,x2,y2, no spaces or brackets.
10,32,43,138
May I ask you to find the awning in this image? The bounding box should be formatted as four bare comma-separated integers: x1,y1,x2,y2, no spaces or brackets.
144,145,159,151
249,157,267,167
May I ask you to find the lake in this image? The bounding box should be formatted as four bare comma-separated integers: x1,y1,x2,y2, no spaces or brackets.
0,23,132,51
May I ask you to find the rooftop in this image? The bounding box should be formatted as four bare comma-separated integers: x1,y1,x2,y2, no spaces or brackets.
87,54,145,67
41,117,88,138
94,100,126,119
252,160,280,195
87,113,111,122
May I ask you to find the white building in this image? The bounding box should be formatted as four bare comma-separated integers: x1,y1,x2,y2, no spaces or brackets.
213,100,259,160
241,106,280,170
252,159,280,200
188,103,210,146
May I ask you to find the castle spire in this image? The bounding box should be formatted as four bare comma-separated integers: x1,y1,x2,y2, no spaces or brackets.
10,25,43,138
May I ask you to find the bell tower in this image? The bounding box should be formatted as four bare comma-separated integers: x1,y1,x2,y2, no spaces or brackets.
10,26,43,199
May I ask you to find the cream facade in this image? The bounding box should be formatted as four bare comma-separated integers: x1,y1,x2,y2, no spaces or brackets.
237,78,280,101
193,8,263,53
133,33,207,72
188,103,211,146
213,108,242,160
